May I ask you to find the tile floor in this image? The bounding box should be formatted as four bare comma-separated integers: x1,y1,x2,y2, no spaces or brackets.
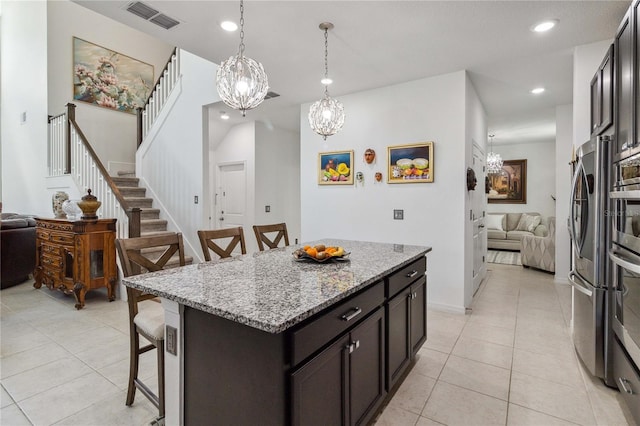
0,263,635,425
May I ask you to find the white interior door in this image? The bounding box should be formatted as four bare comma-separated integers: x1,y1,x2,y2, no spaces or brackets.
472,144,487,294
216,162,247,238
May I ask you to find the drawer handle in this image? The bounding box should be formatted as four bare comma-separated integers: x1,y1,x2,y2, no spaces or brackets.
619,377,634,395
341,307,362,322
406,270,418,278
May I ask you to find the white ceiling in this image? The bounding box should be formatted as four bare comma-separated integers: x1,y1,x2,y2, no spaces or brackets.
74,0,629,145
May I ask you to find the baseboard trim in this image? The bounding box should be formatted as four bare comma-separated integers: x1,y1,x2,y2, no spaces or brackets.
427,302,466,315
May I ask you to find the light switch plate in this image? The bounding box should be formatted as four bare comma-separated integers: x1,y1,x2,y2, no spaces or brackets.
166,325,177,355
265,205,270,212
394,209,404,220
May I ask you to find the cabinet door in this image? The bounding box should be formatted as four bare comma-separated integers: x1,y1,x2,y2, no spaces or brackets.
350,308,386,426
410,277,427,356
291,334,350,426
600,45,614,134
616,8,633,154
590,69,601,136
386,286,411,390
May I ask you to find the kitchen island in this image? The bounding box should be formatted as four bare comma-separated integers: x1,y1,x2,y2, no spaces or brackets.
123,239,431,425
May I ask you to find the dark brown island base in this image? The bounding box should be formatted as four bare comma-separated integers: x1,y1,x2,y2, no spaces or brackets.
123,239,431,425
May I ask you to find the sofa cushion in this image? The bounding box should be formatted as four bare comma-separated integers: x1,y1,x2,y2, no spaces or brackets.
486,214,505,231
488,229,507,240
1,218,29,230
516,213,541,232
505,213,523,231
507,230,533,241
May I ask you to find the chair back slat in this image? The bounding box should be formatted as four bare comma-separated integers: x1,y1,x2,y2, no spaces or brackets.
253,223,290,251
198,227,246,261
116,233,186,278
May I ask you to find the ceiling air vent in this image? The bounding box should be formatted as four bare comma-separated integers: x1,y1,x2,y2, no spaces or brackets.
264,91,280,100
150,14,180,30
125,2,180,30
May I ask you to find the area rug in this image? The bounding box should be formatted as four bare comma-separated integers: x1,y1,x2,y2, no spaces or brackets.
487,249,521,266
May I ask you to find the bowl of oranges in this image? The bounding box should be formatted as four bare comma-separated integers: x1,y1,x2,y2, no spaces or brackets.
293,244,350,263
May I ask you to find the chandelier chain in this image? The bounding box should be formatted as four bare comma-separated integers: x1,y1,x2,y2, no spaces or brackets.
324,28,329,96
238,0,245,56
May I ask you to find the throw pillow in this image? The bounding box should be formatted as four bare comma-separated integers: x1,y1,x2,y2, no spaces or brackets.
516,214,541,232
486,214,504,231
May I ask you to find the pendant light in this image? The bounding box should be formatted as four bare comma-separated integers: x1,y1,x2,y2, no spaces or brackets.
215,0,269,117
486,134,503,174
308,22,345,140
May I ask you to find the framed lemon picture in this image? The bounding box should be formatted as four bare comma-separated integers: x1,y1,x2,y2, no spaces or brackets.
387,142,434,183
318,150,354,185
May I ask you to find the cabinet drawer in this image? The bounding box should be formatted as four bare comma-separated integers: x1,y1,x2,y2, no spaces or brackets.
36,229,50,241
42,253,63,270
42,243,61,256
50,232,74,246
291,281,384,367
612,338,640,423
387,256,426,298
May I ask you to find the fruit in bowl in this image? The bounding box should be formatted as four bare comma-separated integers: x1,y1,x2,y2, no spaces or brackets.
293,245,346,260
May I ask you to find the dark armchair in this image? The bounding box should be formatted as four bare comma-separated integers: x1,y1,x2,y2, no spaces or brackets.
1,213,37,289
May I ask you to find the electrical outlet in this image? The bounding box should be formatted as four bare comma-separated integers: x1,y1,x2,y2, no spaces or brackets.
194,196,198,204
166,325,177,355
394,209,404,220
265,205,270,213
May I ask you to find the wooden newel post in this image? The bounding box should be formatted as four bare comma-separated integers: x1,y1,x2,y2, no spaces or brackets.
136,107,143,148
65,103,76,175
128,207,141,238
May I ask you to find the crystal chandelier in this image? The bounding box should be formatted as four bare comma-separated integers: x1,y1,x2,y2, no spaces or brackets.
215,0,268,117
486,134,503,174
308,22,345,140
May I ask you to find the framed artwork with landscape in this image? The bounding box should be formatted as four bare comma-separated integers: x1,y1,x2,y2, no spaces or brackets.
487,159,527,204
73,37,154,114
318,150,354,185
387,142,434,183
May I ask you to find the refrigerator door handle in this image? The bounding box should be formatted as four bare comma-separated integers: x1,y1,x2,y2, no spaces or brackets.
610,249,640,275
568,271,594,297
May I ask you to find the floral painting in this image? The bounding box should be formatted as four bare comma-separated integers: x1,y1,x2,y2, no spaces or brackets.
73,37,153,114
387,142,434,183
318,150,354,185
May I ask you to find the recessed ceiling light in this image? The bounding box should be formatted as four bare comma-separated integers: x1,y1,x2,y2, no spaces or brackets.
530,87,545,94
220,111,230,120
321,77,333,85
220,21,238,32
532,19,558,33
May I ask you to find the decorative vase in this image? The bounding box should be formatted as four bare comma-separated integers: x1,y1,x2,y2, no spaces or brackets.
52,191,69,218
77,189,101,220
62,200,82,221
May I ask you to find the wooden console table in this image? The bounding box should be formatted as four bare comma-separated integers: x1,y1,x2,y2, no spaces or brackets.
34,218,117,309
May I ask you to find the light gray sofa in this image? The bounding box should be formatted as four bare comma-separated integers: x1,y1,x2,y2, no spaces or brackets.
521,216,556,272
486,212,549,251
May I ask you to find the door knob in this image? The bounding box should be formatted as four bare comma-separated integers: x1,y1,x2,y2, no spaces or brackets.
219,217,224,221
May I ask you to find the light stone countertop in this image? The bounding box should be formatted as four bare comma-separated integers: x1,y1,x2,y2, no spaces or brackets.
122,239,431,333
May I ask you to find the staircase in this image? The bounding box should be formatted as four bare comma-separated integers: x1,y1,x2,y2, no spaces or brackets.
113,171,193,266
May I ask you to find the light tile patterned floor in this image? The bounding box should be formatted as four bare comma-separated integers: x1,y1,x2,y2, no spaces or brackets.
375,264,635,426
0,264,635,425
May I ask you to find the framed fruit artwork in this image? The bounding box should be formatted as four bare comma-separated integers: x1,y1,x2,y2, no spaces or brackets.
318,150,354,185
387,142,434,183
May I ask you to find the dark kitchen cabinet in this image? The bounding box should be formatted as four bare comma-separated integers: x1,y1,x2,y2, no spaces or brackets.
590,44,614,137
291,307,386,426
615,7,633,155
386,276,427,390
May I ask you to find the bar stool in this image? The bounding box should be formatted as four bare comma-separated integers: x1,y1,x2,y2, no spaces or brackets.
253,223,290,251
115,233,186,419
197,227,247,260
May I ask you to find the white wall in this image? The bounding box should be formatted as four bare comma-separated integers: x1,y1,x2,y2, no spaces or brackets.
573,40,612,148
255,122,301,246
556,104,573,282
137,50,219,259
464,74,488,307
487,140,556,218
47,0,173,174
1,0,49,215
300,71,470,313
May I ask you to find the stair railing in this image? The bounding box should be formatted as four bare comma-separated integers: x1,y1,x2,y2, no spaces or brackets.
48,103,141,239
137,48,180,147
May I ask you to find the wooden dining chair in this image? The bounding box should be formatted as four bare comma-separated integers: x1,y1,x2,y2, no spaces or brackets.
253,223,290,251
115,232,186,420
197,227,247,261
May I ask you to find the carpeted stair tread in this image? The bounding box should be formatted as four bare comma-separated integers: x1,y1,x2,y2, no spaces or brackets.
118,187,146,197
112,176,139,187
123,197,153,208
117,170,136,177
141,219,168,232
139,208,160,220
